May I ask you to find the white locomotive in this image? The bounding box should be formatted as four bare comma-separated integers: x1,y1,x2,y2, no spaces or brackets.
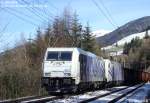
42,48,124,93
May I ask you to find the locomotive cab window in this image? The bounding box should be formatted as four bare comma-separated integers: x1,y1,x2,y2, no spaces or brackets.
47,52,58,60
60,52,72,61
46,51,72,61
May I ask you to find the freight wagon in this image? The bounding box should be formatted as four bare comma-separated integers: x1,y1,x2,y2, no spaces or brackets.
104,59,124,87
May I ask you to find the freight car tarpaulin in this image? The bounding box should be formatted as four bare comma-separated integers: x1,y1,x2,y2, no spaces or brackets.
86,56,105,82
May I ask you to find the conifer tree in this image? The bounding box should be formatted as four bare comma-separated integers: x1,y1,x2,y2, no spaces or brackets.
82,22,101,55
71,12,82,47
44,24,54,47
82,22,93,50
144,29,150,39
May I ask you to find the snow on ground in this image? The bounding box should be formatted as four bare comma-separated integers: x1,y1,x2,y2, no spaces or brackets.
48,90,109,103
118,82,150,103
90,85,140,103
47,86,127,103
109,50,123,56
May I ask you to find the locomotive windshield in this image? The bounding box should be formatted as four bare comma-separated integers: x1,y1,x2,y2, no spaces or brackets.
60,52,72,61
46,51,72,61
47,52,58,60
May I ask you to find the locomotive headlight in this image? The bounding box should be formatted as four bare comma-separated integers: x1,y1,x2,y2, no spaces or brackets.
64,68,71,77
64,73,71,77
44,72,51,77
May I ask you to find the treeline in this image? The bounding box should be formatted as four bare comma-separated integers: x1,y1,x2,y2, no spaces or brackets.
123,30,150,70
0,9,101,100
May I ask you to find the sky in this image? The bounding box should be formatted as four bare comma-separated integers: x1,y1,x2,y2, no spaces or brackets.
0,0,150,51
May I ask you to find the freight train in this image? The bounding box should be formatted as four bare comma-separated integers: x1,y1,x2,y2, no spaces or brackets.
41,48,150,94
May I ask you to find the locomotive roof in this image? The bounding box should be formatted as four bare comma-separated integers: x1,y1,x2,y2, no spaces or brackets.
46,47,99,58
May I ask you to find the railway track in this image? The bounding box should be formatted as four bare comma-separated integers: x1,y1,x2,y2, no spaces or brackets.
21,96,62,103
84,83,144,103
0,96,38,103
0,95,62,103
0,84,144,103
47,83,144,103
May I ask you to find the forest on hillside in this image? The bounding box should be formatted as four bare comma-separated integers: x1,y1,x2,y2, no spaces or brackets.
122,31,150,71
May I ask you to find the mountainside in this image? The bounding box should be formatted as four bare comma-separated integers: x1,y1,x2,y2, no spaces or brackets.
114,31,147,45
102,31,148,55
96,16,150,46
92,29,111,37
